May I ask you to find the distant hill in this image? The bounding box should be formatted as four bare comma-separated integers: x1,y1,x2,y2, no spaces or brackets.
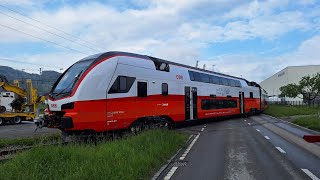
0,66,61,95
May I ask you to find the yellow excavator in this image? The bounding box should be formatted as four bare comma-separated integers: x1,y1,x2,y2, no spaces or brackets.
0,75,45,125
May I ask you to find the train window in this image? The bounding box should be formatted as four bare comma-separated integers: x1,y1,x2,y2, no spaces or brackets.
193,72,201,82
119,76,127,91
212,76,220,84
230,80,236,87
153,61,170,72
189,71,195,81
235,81,241,87
201,74,210,83
250,92,253,98
226,78,231,86
162,83,168,96
201,99,237,110
137,82,147,97
221,78,229,86
108,76,136,94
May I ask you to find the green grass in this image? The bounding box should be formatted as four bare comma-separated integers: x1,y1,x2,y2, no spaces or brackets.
0,133,61,149
0,130,187,180
293,116,320,132
263,105,320,117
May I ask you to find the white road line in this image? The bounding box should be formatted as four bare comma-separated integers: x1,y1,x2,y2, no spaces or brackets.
248,123,251,125
301,169,320,180
204,125,206,128
256,129,261,132
264,136,270,140
201,128,204,132
163,166,178,180
276,147,286,153
244,120,247,122
179,133,200,160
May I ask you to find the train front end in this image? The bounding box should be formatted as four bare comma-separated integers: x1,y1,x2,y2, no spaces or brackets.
43,57,95,131
40,52,119,133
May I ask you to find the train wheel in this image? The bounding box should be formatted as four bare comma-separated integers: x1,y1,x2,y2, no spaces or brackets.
130,122,143,135
13,116,22,124
0,118,5,125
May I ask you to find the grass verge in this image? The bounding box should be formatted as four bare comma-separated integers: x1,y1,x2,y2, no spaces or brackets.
0,133,61,149
0,130,187,180
263,105,320,117
292,116,320,132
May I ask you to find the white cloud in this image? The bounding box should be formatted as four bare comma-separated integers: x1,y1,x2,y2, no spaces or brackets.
197,35,320,83
0,0,319,81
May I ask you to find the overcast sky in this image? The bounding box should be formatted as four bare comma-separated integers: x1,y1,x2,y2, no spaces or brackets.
0,0,319,82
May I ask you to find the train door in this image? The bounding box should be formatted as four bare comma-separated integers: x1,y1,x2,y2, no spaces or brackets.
239,92,245,114
185,87,198,120
137,80,148,116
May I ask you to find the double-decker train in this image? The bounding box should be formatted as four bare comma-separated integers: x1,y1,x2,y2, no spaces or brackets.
43,51,268,134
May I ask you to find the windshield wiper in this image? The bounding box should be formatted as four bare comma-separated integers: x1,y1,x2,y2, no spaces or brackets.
55,70,83,97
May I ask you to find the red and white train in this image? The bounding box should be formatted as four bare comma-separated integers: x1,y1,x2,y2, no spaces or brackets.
43,51,268,134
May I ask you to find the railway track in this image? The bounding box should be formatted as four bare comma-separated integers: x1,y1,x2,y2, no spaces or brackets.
0,142,62,163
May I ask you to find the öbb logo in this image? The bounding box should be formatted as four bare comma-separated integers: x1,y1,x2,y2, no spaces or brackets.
176,75,183,80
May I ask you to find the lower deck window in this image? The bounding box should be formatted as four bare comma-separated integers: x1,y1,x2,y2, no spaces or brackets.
201,99,237,110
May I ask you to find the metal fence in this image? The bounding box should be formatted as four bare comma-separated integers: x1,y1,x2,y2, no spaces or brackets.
268,101,320,107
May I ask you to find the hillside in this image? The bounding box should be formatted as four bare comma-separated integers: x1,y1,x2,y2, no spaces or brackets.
0,66,61,95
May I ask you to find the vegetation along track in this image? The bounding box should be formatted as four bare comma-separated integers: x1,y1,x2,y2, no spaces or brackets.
0,119,173,162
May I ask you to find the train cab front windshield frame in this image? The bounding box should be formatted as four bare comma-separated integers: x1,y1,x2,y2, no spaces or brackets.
50,59,95,99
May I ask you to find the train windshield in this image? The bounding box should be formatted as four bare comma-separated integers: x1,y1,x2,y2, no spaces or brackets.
52,59,94,95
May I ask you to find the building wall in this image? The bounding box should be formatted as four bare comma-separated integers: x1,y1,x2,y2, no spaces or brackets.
259,65,320,101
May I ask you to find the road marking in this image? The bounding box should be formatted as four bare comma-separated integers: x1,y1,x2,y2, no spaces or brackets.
244,119,247,122
201,128,204,132
256,129,261,132
276,147,286,153
179,133,200,160
204,125,206,128
163,166,178,180
264,136,270,140
301,169,320,180
248,123,251,125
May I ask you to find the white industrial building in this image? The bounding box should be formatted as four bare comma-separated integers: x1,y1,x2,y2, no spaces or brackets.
259,65,320,102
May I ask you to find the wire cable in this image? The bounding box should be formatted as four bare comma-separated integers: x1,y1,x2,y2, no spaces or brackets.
0,10,101,52
0,4,103,50
0,23,88,55
0,58,63,69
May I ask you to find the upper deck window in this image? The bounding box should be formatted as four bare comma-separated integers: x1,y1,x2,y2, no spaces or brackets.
188,70,242,87
201,74,210,83
153,61,170,72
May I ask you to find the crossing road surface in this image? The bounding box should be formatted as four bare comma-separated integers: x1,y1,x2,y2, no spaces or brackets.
0,121,59,139
157,115,320,180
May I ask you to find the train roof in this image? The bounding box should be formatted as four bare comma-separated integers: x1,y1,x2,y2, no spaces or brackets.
83,51,253,83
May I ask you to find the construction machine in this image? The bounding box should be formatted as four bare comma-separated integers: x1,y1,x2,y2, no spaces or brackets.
0,75,45,125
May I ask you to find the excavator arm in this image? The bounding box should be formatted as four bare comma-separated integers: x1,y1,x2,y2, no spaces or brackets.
0,82,27,97
0,75,43,113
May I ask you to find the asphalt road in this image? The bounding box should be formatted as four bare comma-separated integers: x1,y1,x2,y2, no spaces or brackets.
0,121,59,139
157,115,320,180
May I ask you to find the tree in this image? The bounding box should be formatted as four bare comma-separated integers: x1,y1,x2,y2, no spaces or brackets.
279,73,320,105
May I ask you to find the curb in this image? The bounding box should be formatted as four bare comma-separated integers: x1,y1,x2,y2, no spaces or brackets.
262,114,320,135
